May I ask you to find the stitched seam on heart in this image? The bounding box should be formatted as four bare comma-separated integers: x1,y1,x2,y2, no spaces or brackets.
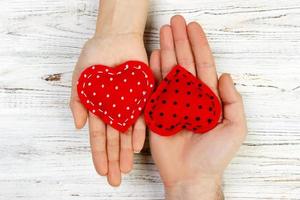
78,63,153,128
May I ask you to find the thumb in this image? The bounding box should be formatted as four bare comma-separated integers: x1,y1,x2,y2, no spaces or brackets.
218,73,245,124
69,68,88,129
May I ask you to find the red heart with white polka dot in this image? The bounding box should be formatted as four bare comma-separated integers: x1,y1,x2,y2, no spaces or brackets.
77,61,155,132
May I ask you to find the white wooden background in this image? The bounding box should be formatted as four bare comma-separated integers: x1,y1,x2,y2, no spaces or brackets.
0,0,300,199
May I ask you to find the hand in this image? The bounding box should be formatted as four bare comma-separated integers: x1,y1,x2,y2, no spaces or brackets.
69,33,147,186
149,15,247,199
69,0,149,187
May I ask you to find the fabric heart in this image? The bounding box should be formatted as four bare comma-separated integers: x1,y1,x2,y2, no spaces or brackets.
144,65,221,136
77,61,155,132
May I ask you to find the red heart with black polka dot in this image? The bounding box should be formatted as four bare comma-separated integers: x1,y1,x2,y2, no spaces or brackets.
77,61,155,132
144,65,221,136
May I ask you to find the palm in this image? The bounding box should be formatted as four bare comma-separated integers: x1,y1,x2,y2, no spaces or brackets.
70,34,148,186
149,16,247,187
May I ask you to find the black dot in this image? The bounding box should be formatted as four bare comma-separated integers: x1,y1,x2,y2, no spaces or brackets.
175,89,179,93
158,124,163,128
176,69,180,73
186,103,190,107
195,117,201,121
150,99,155,103
163,89,167,93
170,125,175,129
198,105,202,109
187,91,191,95
173,101,178,105
164,78,169,82
182,125,186,129
162,100,167,104
173,113,177,118
160,112,164,116
187,82,191,86
184,116,189,120
198,94,203,98
193,127,198,131
207,118,212,123
198,83,202,87
209,107,213,111
210,96,214,100
149,111,153,115
176,79,180,83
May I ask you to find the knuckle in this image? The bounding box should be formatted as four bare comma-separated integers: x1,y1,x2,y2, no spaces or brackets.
196,61,215,69
90,130,105,139
107,138,119,148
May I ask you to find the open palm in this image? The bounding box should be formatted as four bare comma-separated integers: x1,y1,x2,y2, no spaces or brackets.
149,16,247,188
69,33,148,186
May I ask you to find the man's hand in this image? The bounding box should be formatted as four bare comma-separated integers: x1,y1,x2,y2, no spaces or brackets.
149,15,247,199
69,0,149,187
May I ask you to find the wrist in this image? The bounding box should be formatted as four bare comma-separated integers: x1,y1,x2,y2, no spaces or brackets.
164,176,224,200
95,0,149,37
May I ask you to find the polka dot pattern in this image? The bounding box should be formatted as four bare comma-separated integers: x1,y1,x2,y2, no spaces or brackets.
144,65,221,136
77,61,155,132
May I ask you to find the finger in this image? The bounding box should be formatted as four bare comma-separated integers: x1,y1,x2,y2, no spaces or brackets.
70,70,88,129
150,49,162,82
160,25,177,77
218,74,246,125
132,116,146,153
120,127,133,173
187,22,218,94
170,15,196,75
106,126,121,187
88,112,108,176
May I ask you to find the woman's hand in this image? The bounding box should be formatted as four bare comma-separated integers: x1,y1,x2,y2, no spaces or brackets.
149,15,247,200
69,0,149,187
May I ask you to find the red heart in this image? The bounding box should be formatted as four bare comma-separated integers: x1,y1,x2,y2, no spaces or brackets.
144,65,221,136
77,61,155,132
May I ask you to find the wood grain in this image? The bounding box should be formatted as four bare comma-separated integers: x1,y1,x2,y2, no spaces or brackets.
0,0,300,199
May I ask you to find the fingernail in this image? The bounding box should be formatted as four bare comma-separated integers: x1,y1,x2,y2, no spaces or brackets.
134,149,141,154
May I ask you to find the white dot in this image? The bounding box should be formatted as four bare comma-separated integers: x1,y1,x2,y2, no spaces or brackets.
81,91,84,94
137,82,141,85
131,72,135,75
129,89,133,93
96,75,100,78
104,111,107,115
130,115,134,119
145,75,148,78
126,106,130,110
88,82,92,86
110,77,113,81
138,107,142,111
92,66,95,70
110,121,113,125
123,123,126,126
134,98,137,102
98,102,102,106
106,94,110,98
124,79,127,83
84,74,87,78
101,84,105,88
144,98,147,102
92,109,95,113
115,86,119,90
105,69,109,72
112,104,116,108
86,100,89,103
118,113,121,118
150,84,153,88
142,91,147,95
121,96,124,100
93,92,96,96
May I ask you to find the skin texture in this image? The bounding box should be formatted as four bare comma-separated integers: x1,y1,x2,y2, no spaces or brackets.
69,0,149,187
149,15,247,199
